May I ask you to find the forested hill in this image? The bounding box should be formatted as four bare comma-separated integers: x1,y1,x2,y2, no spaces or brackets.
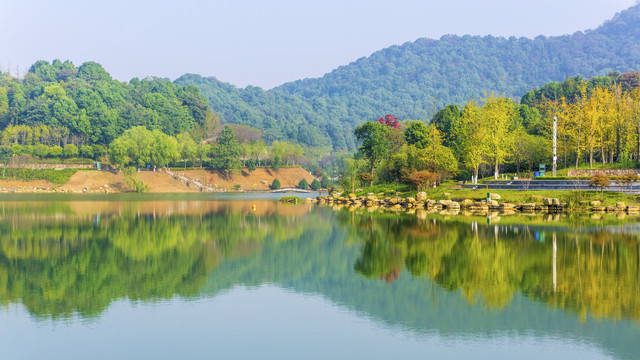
177,4,640,151
277,4,640,114
174,74,352,150
0,60,218,147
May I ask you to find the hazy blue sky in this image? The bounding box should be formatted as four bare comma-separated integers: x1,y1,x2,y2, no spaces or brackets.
1,0,637,89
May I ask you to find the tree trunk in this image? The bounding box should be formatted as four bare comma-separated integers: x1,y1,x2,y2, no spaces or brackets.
494,160,499,180
370,162,375,187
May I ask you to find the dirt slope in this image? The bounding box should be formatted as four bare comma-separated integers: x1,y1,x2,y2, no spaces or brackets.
137,171,197,193
60,171,129,192
175,167,317,191
1,167,317,193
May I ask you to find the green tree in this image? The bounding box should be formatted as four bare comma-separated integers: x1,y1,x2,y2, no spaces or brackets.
271,178,281,189
321,175,329,189
339,157,365,194
432,104,462,146
310,179,321,191
0,146,10,177
80,145,93,159
63,144,78,158
246,158,257,172
49,145,63,158
177,133,197,169
298,178,309,189
483,94,515,180
271,155,281,173
590,174,610,200
213,125,241,175
454,100,486,184
354,121,390,185
404,121,430,149
151,130,180,168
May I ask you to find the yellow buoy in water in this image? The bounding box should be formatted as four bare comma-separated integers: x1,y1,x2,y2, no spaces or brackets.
252,204,256,212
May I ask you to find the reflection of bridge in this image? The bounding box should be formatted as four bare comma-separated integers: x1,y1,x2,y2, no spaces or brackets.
271,188,315,193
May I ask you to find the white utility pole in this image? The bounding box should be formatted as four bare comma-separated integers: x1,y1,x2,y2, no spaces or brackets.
553,116,557,177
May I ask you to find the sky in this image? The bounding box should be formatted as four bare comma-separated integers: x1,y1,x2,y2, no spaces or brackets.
0,0,637,89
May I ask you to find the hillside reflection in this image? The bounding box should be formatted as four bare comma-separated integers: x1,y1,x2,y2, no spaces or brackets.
0,200,315,318
0,199,639,327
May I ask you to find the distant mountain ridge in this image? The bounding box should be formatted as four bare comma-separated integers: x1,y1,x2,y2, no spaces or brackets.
176,4,640,150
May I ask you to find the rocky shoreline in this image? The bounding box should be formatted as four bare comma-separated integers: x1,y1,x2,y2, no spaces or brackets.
313,191,640,216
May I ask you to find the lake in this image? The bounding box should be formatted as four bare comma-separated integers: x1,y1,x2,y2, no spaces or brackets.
0,194,638,359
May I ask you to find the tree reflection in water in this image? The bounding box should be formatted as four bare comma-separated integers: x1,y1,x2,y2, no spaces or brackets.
341,209,640,322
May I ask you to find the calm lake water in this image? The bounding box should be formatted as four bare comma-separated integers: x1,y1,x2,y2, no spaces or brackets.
0,194,639,359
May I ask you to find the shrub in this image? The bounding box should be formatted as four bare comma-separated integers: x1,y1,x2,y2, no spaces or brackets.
80,145,94,159
298,178,309,189
310,179,321,190
63,144,79,158
271,178,281,189
246,158,256,172
123,167,149,192
0,168,79,185
321,175,330,188
271,156,281,172
49,145,63,158
590,174,610,200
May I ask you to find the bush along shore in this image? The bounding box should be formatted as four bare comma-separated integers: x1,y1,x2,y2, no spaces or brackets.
313,191,640,216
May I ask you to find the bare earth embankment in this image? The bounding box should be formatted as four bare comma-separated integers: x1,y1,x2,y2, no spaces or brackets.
0,167,316,193
173,167,317,192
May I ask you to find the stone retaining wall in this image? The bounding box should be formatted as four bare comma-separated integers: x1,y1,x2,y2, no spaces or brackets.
567,169,640,177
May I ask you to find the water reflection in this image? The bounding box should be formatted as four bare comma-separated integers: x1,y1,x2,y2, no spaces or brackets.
340,210,640,322
0,199,639,332
0,199,315,319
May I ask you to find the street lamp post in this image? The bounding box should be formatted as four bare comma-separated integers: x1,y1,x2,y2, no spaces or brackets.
553,116,557,177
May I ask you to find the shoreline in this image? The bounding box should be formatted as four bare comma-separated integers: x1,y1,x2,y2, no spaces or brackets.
313,192,640,216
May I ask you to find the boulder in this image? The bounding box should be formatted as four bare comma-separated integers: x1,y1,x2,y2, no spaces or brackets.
626,206,640,213
460,199,474,207
616,202,626,209
490,193,502,200
590,200,602,206
437,199,451,207
416,192,427,201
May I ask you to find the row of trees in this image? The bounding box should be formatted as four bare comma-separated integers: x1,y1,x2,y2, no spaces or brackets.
106,124,315,176
346,72,640,188
537,84,640,169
